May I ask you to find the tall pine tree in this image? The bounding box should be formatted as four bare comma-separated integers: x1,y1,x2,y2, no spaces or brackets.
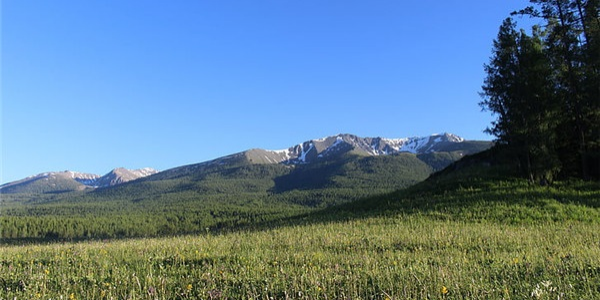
480,19,560,182
482,0,599,181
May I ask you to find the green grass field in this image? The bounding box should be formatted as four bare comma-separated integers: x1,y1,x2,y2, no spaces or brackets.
1,217,599,299
1,174,599,299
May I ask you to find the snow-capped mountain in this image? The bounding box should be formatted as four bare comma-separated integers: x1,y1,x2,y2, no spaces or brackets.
0,168,158,194
93,168,158,187
2,171,101,189
150,132,489,183
263,133,467,165
1,133,489,194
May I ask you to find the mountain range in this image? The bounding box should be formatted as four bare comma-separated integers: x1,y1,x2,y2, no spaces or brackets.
236,132,467,165
0,168,158,194
157,132,484,174
1,133,491,195
1,132,493,238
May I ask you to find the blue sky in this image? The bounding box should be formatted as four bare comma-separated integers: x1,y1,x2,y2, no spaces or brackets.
2,1,535,183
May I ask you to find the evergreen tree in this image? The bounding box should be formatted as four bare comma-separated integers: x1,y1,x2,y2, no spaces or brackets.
521,0,599,179
482,0,599,181
480,19,560,182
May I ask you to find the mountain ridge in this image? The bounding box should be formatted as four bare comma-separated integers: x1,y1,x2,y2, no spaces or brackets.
1,132,490,194
271,132,467,164
155,132,481,175
0,168,158,194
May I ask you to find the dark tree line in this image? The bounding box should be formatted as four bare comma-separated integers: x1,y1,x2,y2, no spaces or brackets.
480,0,599,182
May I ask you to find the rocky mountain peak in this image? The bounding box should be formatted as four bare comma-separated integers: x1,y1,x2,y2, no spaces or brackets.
94,168,158,188
267,132,467,165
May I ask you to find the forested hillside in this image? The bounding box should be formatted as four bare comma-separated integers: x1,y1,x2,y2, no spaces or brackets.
0,153,438,240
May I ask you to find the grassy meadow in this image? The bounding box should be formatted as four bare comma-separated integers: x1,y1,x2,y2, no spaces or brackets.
1,217,599,299
1,175,599,299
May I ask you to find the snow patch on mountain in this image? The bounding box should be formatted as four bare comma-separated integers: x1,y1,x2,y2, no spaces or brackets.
266,132,467,165
298,142,314,163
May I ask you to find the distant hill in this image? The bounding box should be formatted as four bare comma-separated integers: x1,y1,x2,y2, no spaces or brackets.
0,168,157,194
0,171,99,194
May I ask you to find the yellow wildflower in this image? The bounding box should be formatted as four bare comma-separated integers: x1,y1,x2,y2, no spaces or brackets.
441,285,449,295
